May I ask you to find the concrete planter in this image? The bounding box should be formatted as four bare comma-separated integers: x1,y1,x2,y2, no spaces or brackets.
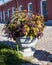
16,36,38,57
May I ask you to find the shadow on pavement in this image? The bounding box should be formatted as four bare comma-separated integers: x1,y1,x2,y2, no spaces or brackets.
0,22,6,24
22,62,40,65
0,40,16,49
33,50,52,62
45,20,52,26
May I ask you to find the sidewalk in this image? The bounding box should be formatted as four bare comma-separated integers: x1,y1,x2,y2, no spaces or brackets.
45,20,52,26
0,21,52,65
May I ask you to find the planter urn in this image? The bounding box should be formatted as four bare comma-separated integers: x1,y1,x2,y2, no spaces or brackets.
16,36,38,57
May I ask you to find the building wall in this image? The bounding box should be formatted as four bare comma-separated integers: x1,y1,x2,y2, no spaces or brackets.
47,0,52,20
0,0,40,22
0,0,16,22
18,0,40,13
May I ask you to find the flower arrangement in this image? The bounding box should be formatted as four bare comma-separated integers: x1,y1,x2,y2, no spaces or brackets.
5,9,45,40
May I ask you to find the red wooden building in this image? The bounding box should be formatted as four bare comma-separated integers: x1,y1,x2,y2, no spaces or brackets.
0,0,52,22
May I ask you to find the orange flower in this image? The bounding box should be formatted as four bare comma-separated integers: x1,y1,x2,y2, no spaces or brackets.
23,10,27,13
32,14,36,19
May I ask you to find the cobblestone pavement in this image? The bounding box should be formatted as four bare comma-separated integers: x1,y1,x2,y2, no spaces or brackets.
0,21,52,65
0,23,16,47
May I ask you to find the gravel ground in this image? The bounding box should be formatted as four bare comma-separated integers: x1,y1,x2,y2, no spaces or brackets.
0,21,52,65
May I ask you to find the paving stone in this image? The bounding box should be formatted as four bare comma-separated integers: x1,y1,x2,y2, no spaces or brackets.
47,62,52,65
39,61,48,65
31,58,40,64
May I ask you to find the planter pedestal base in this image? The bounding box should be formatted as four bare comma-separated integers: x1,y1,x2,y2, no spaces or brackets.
19,47,36,57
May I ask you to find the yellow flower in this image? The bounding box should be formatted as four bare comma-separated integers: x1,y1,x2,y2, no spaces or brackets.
30,34,33,39
33,28,39,32
11,24,16,28
24,25,29,31
30,35,33,39
33,28,39,35
24,32,28,35
25,16,29,21
24,25,30,35
26,32,28,35
36,20,42,27
21,19,25,21
37,20,41,24
37,24,41,28
36,15,40,19
32,14,36,19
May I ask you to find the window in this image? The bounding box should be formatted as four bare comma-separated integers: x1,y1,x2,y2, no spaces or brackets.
42,1,47,17
8,9,10,18
40,0,47,16
28,2,33,17
5,10,8,17
19,5,23,12
3,11,5,22
28,2,33,12
12,7,15,14
5,10,8,21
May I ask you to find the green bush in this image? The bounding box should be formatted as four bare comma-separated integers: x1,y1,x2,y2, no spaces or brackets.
0,43,24,65
0,48,23,65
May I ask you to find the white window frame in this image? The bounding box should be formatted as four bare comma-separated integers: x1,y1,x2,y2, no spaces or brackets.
19,5,23,12
40,0,46,15
3,11,5,22
28,2,32,12
28,2,33,17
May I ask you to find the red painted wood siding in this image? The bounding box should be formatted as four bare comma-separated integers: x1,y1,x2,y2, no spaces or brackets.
47,0,52,20
0,0,40,22
18,0,40,13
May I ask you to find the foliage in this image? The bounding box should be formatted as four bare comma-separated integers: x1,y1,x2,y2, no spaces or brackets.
0,43,24,65
5,9,45,40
